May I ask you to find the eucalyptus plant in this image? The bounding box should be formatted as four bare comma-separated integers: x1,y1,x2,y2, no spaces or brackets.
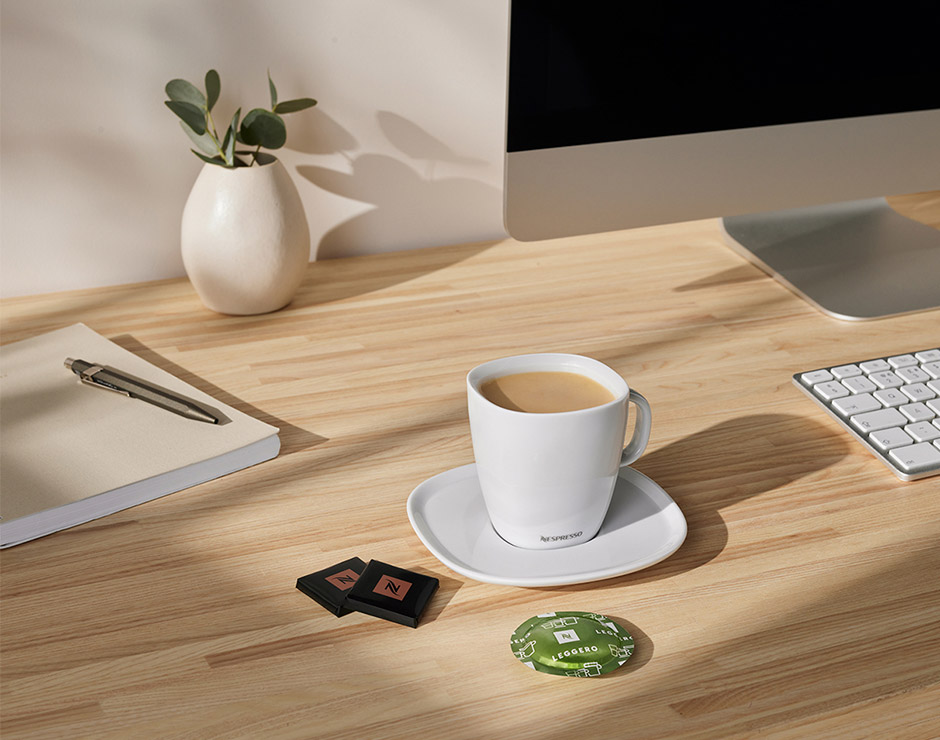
165,69,316,167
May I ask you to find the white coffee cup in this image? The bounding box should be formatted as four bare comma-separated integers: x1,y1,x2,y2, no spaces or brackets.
467,353,652,550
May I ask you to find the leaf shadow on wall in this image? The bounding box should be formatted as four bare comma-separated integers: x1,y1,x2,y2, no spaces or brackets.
287,107,360,156
295,111,502,261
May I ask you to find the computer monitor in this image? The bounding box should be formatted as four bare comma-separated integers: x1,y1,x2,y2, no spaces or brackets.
504,2,940,320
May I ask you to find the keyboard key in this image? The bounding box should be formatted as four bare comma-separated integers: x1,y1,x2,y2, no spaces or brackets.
870,427,914,451
905,422,940,443
832,393,882,418
813,381,850,400
888,354,918,368
801,369,833,385
927,379,940,395
831,364,862,379
889,443,940,475
927,399,940,416
850,408,907,433
874,388,907,407
842,376,876,394
897,365,930,384
900,403,935,423
915,349,940,363
860,359,891,374
901,383,936,402
869,371,904,389
923,361,940,379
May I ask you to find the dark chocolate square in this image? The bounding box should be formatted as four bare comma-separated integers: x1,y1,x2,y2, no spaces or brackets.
344,560,439,628
296,557,367,616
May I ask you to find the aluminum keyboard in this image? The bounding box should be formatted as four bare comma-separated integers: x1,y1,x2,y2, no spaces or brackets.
794,349,940,481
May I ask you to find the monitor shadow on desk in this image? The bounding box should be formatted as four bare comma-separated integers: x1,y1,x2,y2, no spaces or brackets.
291,232,496,309
673,263,768,293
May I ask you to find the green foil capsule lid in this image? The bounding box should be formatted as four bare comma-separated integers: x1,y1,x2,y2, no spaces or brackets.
510,611,634,678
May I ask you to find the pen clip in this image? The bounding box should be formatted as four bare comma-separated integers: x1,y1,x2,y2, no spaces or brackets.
79,365,131,397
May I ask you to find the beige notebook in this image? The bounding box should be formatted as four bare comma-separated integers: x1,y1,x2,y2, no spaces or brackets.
0,323,279,548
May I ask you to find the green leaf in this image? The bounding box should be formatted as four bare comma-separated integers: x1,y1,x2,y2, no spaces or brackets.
239,108,287,149
274,97,317,114
165,78,206,108
180,120,218,156
205,70,221,112
222,108,241,165
268,71,278,109
191,150,231,168
165,100,207,135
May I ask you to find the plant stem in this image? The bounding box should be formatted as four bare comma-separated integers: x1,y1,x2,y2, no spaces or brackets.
205,109,227,162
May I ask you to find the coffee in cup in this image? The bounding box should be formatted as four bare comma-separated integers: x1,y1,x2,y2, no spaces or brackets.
480,371,615,413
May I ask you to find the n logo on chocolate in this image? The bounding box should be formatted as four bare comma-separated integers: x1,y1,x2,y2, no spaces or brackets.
374,574,412,601
326,569,360,591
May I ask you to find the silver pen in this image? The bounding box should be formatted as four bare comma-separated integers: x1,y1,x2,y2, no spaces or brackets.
65,358,219,424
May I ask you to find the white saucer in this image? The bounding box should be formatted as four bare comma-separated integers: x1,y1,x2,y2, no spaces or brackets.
406,463,687,587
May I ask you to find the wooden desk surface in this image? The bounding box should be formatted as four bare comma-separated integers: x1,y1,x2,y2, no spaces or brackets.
2,193,939,740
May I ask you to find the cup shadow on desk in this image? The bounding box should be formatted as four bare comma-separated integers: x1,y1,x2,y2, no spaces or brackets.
544,413,849,593
112,335,326,456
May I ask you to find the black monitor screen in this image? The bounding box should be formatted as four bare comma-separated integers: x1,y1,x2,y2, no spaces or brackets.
508,1,940,152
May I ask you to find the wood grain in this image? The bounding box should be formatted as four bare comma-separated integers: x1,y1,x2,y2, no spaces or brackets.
2,192,939,740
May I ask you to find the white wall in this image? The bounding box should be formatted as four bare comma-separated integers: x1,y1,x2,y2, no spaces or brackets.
0,0,508,298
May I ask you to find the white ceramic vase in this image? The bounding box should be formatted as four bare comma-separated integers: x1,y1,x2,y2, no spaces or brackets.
180,155,310,315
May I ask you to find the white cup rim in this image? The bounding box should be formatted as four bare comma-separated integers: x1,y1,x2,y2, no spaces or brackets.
467,353,629,416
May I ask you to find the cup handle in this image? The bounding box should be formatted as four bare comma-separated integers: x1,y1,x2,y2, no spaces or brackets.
620,389,651,468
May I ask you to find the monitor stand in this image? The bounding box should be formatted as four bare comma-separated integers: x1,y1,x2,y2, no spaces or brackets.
720,197,940,321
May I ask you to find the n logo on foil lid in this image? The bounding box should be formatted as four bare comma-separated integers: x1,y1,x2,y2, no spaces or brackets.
553,629,580,644
374,574,412,601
